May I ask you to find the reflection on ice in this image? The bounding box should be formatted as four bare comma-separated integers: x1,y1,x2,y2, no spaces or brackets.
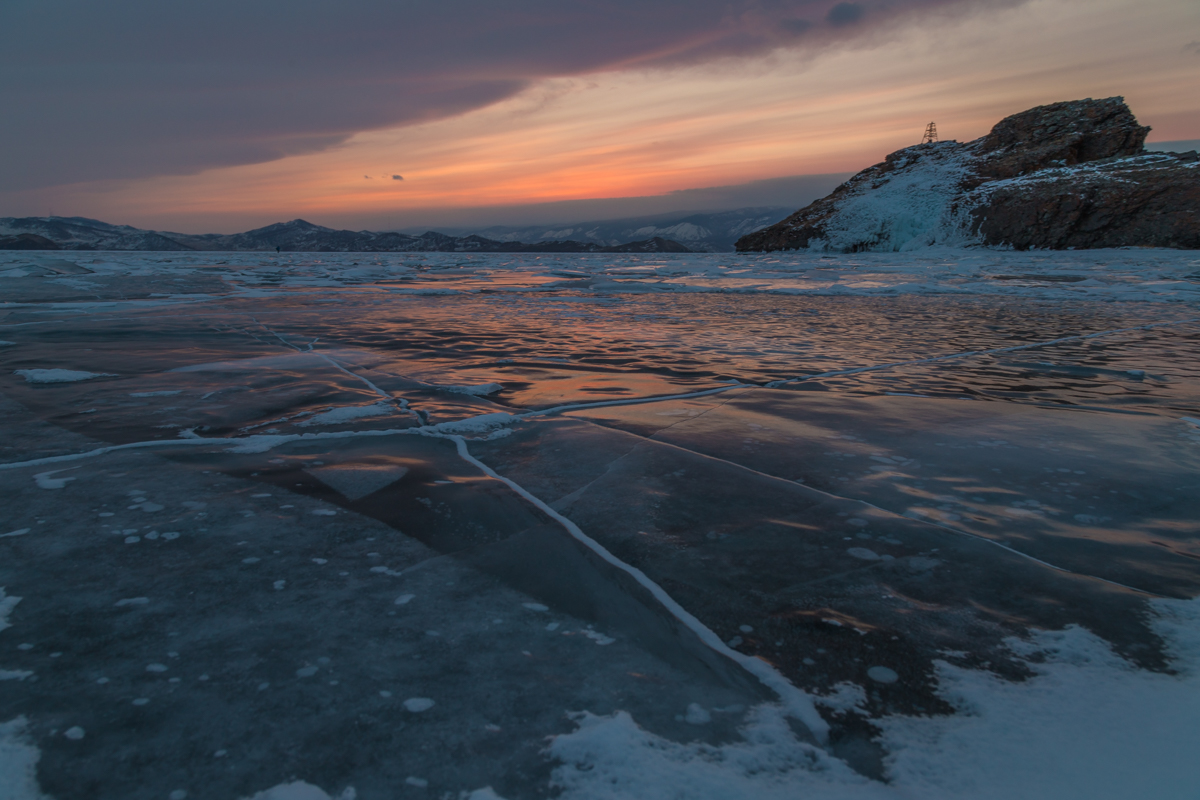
1,249,1199,798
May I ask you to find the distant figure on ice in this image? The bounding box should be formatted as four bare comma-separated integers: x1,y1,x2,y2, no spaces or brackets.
275,246,281,253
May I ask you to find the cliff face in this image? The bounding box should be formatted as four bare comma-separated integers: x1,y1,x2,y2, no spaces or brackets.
737,97,1200,252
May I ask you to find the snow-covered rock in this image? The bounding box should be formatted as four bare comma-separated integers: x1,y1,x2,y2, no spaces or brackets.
738,97,1200,252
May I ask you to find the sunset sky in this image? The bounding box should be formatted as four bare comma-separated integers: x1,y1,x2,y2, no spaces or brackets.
2,0,1197,232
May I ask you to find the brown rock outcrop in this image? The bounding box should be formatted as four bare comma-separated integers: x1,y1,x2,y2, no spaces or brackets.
737,97,1199,252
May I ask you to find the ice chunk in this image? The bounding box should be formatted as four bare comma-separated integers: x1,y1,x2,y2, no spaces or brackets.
430,412,516,435
295,402,394,427
846,547,881,561
432,382,503,396
403,697,435,712
15,369,114,383
307,464,408,500
867,666,899,684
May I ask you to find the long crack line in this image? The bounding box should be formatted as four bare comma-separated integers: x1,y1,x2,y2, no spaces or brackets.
561,415,1171,598
442,431,832,743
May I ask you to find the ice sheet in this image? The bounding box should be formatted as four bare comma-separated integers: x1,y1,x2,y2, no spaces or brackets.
1,248,1198,798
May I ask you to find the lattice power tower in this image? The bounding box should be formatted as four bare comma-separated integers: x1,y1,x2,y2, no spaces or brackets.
921,122,938,144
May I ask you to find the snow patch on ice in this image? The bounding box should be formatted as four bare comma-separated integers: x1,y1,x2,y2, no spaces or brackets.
549,597,1200,800
33,468,77,489
548,705,880,800
0,588,21,634
240,781,356,800
15,368,115,383
0,717,49,800
814,682,868,714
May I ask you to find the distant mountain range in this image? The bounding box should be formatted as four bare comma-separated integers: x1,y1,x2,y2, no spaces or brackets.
0,217,692,254
427,207,794,253
0,209,794,253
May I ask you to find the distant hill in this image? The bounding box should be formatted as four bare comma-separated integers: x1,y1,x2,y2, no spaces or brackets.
0,217,693,253
438,207,794,253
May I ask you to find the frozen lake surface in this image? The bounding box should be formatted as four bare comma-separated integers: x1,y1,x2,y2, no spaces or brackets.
2,249,1199,799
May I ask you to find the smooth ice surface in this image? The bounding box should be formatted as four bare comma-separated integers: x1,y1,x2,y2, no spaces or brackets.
2,249,1198,798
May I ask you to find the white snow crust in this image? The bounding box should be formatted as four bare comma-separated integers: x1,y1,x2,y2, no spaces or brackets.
0,588,20,634
808,144,978,253
548,596,1200,800
240,782,355,800
0,717,48,800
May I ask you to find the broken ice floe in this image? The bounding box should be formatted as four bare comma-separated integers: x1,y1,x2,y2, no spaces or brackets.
14,369,115,383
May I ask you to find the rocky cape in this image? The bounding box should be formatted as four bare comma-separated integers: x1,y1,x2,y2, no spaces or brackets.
737,97,1200,253
0,217,691,254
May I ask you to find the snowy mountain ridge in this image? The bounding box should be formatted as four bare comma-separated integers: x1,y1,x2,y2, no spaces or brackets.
438,207,795,252
0,216,692,253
